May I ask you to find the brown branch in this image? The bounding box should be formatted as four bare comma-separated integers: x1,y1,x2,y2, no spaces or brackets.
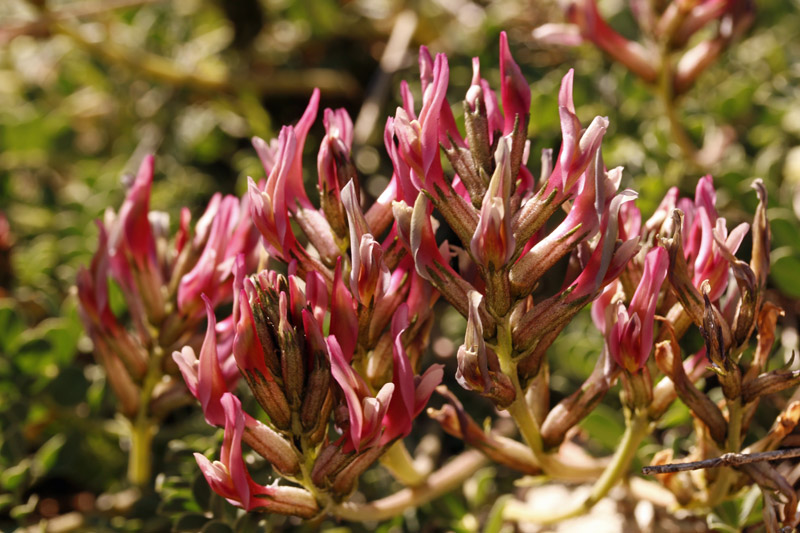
642,448,800,475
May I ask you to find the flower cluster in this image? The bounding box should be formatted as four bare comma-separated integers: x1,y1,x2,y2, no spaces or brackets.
78,26,800,529
168,87,444,512
76,155,258,418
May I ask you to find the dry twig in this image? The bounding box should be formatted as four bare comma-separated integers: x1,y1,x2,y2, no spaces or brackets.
642,448,800,475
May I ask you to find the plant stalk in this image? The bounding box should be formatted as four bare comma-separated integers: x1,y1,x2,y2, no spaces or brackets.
127,416,155,487
503,408,652,524
380,440,429,486
333,450,487,522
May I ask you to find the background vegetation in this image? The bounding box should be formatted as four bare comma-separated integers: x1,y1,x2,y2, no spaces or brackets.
1,0,799,530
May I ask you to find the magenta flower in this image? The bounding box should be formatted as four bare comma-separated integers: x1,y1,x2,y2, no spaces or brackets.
390,52,450,191
682,176,749,302
342,181,390,306
470,136,516,270
248,127,300,259
381,305,444,444
534,0,659,83
606,247,669,372
172,295,230,427
177,193,258,317
194,393,317,516
329,335,394,452
499,31,531,136
106,155,165,326
330,257,359,359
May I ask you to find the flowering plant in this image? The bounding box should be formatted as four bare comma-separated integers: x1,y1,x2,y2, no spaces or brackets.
77,26,800,530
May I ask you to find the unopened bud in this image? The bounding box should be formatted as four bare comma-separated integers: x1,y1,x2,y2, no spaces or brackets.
243,417,300,476
456,292,515,407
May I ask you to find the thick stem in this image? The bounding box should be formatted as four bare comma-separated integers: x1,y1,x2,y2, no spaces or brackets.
126,343,164,487
503,408,652,524
497,317,603,481
333,450,487,522
127,417,155,486
380,440,429,486
707,398,743,506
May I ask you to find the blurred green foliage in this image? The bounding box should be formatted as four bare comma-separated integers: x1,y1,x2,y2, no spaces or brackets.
1,0,799,530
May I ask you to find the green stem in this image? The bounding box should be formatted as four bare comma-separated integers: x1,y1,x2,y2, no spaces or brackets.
333,450,487,522
127,417,156,487
496,318,603,481
126,344,164,487
380,441,428,486
503,408,652,524
707,398,742,506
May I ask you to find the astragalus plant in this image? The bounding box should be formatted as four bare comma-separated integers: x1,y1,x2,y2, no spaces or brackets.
78,31,800,529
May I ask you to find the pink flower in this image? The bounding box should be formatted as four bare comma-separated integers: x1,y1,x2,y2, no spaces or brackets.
172,295,230,427
499,31,531,136
317,108,356,235
248,127,300,259
330,258,359,360
535,0,658,83
106,155,165,326
471,136,516,270
683,176,749,301
390,53,450,191
177,194,258,317
381,305,444,444
546,70,609,196
342,181,390,306
194,393,263,510
607,247,669,372
329,336,394,452
194,393,317,516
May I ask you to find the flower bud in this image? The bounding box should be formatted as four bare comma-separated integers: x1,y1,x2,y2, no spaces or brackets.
299,309,332,438
318,108,357,240
233,282,291,430
242,416,300,476
470,137,516,272
456,291,515,407
700,286,740,400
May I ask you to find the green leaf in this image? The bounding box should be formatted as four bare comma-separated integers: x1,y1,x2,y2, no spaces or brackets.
233,513,262,533
192,472,212,511
579,404,625,452
44,365,89,406
770,248,800,298
200,521,234,533
658,399,691,428
483,496,511,533
707,512,739,533
0,493,15,513
0,300,24,353
737,485,762,526
32,433,66,478
9,495,38,521
173,512,211,532
1,459,30,491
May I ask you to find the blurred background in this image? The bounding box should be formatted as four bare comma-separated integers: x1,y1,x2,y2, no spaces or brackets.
1,0,800,531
